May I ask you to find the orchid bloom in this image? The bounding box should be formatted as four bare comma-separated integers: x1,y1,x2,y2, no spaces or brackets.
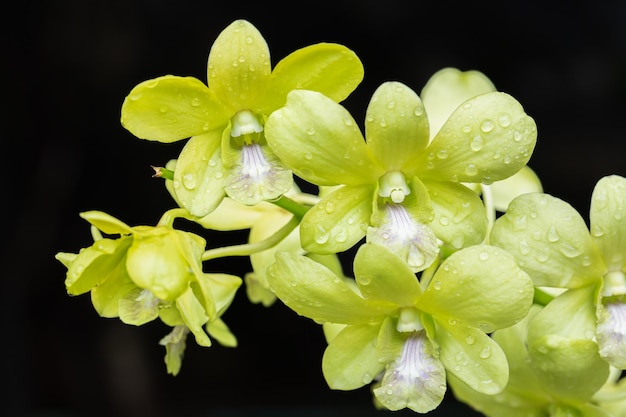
267,242,533,413
491,175,626,369
121,19,363,216
55,210,241,375
265,74,536,272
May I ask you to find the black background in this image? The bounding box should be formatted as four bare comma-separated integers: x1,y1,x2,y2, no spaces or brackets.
5,1,626,416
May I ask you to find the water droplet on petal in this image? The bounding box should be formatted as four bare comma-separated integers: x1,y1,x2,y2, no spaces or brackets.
465,335,475,345
314,225,330,244
497,112,512,127
547,225,560,242
480,119,495,133
479,251,489,261
470,135,484,151
479,346,492,359
465,164,478,176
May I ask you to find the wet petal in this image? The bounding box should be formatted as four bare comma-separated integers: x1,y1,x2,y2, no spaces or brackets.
353,242,422,305
80,211,132,235
260,43,364,113
491,193,606,288
207,19,271,109
434,318,508,395
265,89,383,186
590,175,626,272
415,92,537,184
365,81,429,171
419,245,534,331
300,185,374,254
172,132,227,217
373,330,447,413
322,323,383,390
425,180,488,250
121,75,229,142
267,252,397,324
488,165,543,212
420,67,496,141
118,288,160,326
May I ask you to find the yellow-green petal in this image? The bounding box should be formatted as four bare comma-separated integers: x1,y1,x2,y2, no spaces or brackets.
206,318,237,347
434,317,509,395
415,92,537,184
208,19,271,110
172,132,226,217
590,175,626,272
267,252,396,324
491,193,606,288
90,265,137,318
418,245,533,331
260,43,364,113
175,287,212,347
300,185,374,254
265,90,383,186
63,236,132,295
489,165,543,212
79,211,132,235
365,81,429,171
159,326,188,376
353,243,422,305
420,67,496,141
424,180,488,250
118,288,160,326
322,323,383,390
121,75,229,142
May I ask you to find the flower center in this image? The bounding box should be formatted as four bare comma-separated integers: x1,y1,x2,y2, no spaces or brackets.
231,109,263,145
378,171,410,203
241,142,271,179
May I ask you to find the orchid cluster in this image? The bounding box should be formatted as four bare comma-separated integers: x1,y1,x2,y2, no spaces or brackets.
55,19,626,415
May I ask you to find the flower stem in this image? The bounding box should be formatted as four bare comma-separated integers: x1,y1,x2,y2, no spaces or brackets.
201,215,299,261
271,196,310,220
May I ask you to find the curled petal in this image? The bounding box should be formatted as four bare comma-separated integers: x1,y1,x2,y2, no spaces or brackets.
367,202,439,272
224,142,293,205
373,330,447,413
596,301,626,369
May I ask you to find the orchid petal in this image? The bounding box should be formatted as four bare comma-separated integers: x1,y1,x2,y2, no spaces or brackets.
590,175,626,272
121,75,229,142
207,19,271,109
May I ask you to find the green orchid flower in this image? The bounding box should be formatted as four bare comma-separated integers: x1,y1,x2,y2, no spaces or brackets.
121,19,364,217
55,210,242,375
265,75,536,271
490,175,626,369
267,242,534,413
449,304,618,417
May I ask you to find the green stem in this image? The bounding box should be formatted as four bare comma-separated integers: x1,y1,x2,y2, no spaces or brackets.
157,208,194,227
271,196,310,220
201,215,299,261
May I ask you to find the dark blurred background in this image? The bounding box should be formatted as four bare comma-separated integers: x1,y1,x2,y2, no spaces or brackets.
4,1,626,416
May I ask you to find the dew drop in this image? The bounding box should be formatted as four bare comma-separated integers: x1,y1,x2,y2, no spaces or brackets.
513,131,523,142
379,119,387,128
245,36,254,44
314,225,330,244
208,159,217,167
519,240,531,255
462,102,472,109
433,280,442,291
190,97,201,107
479,346,492,359
214,172,223,179
414,106,424,116
461,124,472,134
334,227,348,243
387,100,396,109
306,127,316,135
172,180,180,189
436,149,449,159
547,225,560,242
480,119,495,133
535,250,550,262
465,335,475,345
439,216,450,226
479,251,489,261
465,164,478,176
304,152,313,160
470,135,484,151
159,105,169,113
497,112,512,127
324,201,335,214
559,243,582,258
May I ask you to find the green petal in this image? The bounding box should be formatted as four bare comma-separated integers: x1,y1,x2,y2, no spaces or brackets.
300,185,374,254
203,273,242,317
206,318,237,347
267,252,396,324
260,43,364,113
415,92,537,184
418,245,534,331
195,198,274,231
90,266,136,318
79,211,132,235
207,20,271,109
64,236,132,295
265,90,383,186
490,193,606,288
175,287,212,347
121,75,229,142
420,67,496,141
424,180,488,250
527,285,599,343
364,81,429,171
118,287,160,326
528,335,609,403
434,317,509,395
353,243,422,305
172,132,226,217
590,175,626,271
322,323,384,390
159,326,188,376
489,165,543,212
